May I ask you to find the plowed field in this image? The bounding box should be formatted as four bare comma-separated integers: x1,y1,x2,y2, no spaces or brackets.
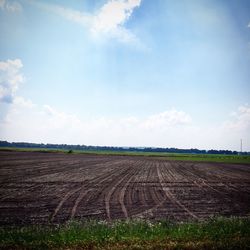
0,151,249,225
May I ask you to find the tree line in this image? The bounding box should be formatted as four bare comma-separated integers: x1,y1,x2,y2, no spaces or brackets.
0,140,248,155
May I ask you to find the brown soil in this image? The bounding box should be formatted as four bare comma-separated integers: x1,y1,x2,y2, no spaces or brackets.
0,151,249,225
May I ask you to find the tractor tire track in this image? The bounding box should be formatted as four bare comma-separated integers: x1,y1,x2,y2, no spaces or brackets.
118,163,141,219
157,164,198,219
50,159,130,221
70,190,89,219
68,162,130,220
105,171,132,220
179,163,240,195
133,161,165,218
50,187,82,222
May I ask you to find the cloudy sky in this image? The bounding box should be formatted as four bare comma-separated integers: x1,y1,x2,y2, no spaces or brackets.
0,0,250,151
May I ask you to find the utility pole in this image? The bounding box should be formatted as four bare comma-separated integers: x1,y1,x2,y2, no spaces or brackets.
240,139,242,154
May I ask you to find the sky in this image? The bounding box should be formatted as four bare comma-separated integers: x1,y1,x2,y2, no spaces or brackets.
0,0,250,151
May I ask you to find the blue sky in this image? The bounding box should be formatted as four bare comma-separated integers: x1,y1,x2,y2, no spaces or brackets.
0,0,250,151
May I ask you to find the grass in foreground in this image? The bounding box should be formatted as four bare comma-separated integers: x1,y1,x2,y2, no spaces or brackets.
1,147,250,164
0,217,250,249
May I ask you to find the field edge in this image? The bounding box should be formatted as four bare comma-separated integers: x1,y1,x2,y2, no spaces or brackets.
1,147,250,164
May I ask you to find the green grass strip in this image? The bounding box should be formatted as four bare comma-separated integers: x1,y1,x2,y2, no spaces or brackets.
0,217,250,249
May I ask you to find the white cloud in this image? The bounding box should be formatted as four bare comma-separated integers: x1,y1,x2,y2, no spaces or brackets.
91,0,141,42
0,0,22,12
142,109,192,130
42,104,81,128
0,59,24,103
28,0,142,45
13,96,34,108
223,104,250,131
92,0,140,33
248,22,250,28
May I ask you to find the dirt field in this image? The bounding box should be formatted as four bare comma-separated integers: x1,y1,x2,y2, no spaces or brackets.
0,151,249,225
